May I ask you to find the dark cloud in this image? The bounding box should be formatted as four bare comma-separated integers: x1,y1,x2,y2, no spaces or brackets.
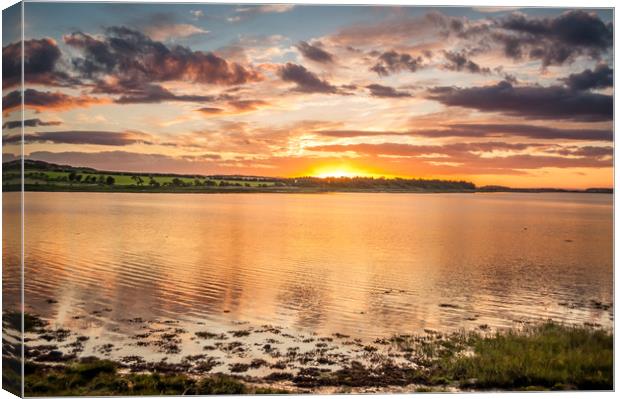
2,91,21,112
278,63,338,93
429,80,612,121
3,89,105,113
442,123,613,141
494,10,613,66
113,84,215,104
366,84,411,98
2,38,77,89
64,27,262,90
562,64,613,91
551,145,613,157
2,118,62,130
196,107,224,114
442,51,490,74
309,142,538,156
370,50,423,76
26,150,221,174
314,123,612,142
307,142,611,170
7,130,152,146
296,41,334,63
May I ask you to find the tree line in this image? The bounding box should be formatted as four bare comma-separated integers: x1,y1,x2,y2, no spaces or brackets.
286,176,476,190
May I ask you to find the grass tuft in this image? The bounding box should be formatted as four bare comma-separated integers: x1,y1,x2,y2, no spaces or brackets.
442,322,613,390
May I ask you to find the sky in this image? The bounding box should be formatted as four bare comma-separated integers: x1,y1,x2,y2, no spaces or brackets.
2,2,614,188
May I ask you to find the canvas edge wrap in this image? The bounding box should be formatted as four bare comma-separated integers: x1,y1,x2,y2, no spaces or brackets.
2,1,25,397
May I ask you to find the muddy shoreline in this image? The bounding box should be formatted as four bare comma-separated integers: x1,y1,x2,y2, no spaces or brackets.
3,306,613,395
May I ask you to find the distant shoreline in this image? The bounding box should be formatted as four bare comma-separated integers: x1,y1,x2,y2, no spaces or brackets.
2,160,613,194
1,184,612,195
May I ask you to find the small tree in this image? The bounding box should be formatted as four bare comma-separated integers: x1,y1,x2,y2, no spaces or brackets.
149,176,160,187
131,175,144,186
106,176,115,186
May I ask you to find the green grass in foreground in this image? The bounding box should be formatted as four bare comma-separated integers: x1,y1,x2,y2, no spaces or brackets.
25,359,287,396
441,322,613,390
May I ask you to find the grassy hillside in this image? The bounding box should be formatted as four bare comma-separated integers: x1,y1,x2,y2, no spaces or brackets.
2,160,478,193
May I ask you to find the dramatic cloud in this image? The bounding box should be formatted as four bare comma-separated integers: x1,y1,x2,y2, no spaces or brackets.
2,118,62,130
331,10,612,68
113,84,215,104
370,50,423,76
296,41,334,63
441,124,613,141
278,63,338,93
307,142,516,156
366,84,411,98
7,130,152,146
551,145,613,157
5,7,612,187
314,123,612,142
64,27,262,88
442,51,490,74
307,142,611,169
3,89,107,113
562,64,613,91
429,81,613,121
25,150,221,174
494,10,613,66
2,38,76,89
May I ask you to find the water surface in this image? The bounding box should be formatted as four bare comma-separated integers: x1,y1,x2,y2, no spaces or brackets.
4,192,613,343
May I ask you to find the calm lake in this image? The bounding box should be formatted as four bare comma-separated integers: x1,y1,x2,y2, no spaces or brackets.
4,192,614,344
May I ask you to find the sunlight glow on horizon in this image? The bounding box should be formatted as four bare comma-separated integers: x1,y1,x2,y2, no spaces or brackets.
307,164,390,179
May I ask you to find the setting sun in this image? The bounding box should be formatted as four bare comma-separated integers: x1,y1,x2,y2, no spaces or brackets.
311,164,377,178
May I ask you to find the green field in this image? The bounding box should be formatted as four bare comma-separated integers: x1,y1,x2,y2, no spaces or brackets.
17,169,277,188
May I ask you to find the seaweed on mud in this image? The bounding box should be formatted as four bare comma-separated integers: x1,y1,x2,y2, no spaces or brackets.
96,343,115,355
250,359,268,369
219,341,245,355
120,355,145,365
256,326,282,335
270,361,288,370
264,372,295,381
229,363,251,373
229,329,252,337
333,333,350,339
39,328,72,342
193,358,222,373
195,331,227,340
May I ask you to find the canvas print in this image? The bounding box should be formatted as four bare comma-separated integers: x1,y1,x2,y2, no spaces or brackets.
1,1,614,396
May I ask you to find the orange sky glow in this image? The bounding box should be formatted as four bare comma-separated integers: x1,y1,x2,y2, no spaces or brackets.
2,4,613,189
